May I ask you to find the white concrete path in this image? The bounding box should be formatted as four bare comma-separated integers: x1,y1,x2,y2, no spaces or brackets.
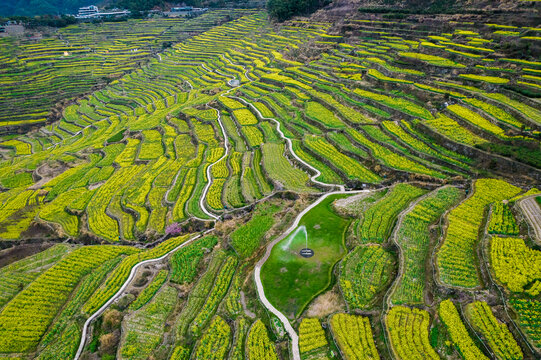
74,230,212,360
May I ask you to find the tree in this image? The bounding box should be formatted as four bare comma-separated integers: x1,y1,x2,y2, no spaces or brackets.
102,309,122,331
267,0,330,22
99,332,119,354
118,0,164,12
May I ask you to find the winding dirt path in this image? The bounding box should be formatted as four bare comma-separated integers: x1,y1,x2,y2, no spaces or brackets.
196,62,256,220
519,196,541,245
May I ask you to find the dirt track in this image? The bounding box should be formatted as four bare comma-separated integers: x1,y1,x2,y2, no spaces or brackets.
519,197,541,244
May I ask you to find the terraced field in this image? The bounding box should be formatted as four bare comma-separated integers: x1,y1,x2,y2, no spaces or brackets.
0,6,540,360
0,10,255,129
1,10,539,242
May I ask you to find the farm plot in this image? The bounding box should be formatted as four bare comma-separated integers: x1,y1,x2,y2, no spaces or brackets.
464,301,523,360
298,318,329,355
490,236,541,295
192,316,231,360
391,186,463,305
230,202,280,258
228,317,249,360
509,297,541,348
385,306,440,360
330,313,380,360
119,286,178,359
0,245,137,352
439,299,489,360
246,320,279,360
174,251,233,338
170,235,218,284
304,135,381,183
358,183,426,244
0,244,71,309
488,203,519,235
261,143,311,192
339,245,395,309
437,179,521,288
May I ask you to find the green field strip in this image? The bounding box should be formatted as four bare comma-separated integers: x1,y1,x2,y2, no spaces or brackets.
241,152,262,203
261,143,311,192
380,121,473,174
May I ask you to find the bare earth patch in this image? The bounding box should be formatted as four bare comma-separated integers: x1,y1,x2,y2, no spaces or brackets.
332,192,372,216
29,162,68,190
89,181,105,190
305,287,346,318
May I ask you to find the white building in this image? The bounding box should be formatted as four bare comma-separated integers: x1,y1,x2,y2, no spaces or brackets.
168,6,208,17
77,5,99,17
75,5,130,20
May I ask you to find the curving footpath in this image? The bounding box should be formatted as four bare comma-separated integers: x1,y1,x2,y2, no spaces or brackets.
215,59,350,359
230,95,345,192
184,63,236,221
220,54,255,82
198,104,230,220
74,230,213,360
75,58,352,360
197,62,251,220
254,189,367,360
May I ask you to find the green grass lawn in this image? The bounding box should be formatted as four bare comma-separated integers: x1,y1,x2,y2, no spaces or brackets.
261,194,351,319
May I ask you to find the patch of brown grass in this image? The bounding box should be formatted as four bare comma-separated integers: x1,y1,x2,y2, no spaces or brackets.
305,288,345,318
